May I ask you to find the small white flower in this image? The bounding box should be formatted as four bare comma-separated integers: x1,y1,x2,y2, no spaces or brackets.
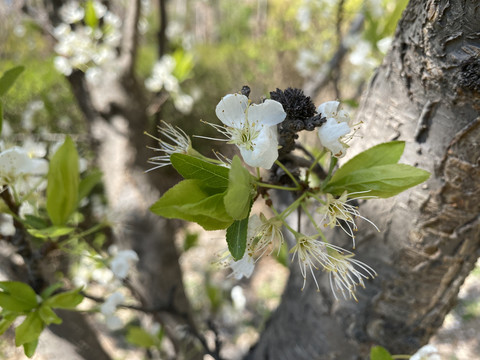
59,1,85,24
110,249,139,279
410,345,441,360
0,214,16,237
317,101,351,158
54,56,73,76
100,292,125,330
145,121,194,171
229,254,255,280
212,93,286,169
173,93,194,114
290,235,336,291
145,55,179,93
231,285,247,310
0,147,48,185
317,191,379,248
326,247,376,301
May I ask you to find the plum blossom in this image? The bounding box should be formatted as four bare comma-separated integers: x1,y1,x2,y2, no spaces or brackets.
317,101,352,158
145,121,194,171
100,291,125,330
109,248,139,279
0,147,48,185
213,93,286,169
317,191,379,248
410,345,441,360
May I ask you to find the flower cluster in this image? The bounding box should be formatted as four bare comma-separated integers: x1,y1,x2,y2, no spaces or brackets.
147,88,429,301
145,55,195,114
53,1,122,80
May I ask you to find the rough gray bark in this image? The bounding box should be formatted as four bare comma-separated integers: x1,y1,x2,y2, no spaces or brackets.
247,0,480,359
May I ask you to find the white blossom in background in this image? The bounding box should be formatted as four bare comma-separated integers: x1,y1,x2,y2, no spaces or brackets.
0,214,16,237
173,93,194,114
109,247,139,279
100,291,125,330
317,101,352,158
22,100,44,131
296,5,311,31
59,1,84,24
145,55,179,93
212,93,286,169
377,37,393,55
0,147,48,185
231,285,247,311
410,345,441,360
295,49,319,77
53,1,122,77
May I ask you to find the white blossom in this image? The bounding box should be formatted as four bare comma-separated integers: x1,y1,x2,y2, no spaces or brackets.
100,292,125,330
173,93,194,114
145,121,193,171
145,55,179,93
59,1,84,24
0,214,15,237
410,345,441,360
229,254,255,280
317,101,352,157
317,191,379,248
212,93,286,169
110,249,139,279
0,147,48,185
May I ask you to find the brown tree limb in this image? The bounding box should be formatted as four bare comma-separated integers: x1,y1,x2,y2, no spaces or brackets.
119,0,142,75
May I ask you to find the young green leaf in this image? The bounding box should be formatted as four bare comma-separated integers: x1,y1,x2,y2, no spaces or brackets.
150,179,233,230
27,226,75,239
46,136,79,225
23,339,39,358
15,311,44,346
78,169,103,201
331,141,405,182
0,313,18,335
0,281,38,312
44,288,83,310
22,215,49,230
40,282,63,300
226,217,249,260
126,326,157,348
224,156,254,220
370,346,394,360
170,153,229,189
0,66,25,97
324,164,430,198
84,0,99,28
38,304,62,325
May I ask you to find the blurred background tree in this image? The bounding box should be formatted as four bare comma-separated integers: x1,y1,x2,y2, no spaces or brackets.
0,0,478,359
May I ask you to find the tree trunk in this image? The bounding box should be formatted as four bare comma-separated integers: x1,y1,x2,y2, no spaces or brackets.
247,0,480,359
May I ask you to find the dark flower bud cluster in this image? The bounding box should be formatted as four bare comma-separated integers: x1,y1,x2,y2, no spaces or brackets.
269,87,326,155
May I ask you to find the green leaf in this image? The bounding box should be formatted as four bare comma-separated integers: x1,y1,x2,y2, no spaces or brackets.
46,136,79,225
324,163,430,198
27,226,75,239
22,215,49,230
331,141,405,183
38,305,62,325
44,288,83,310
0,313,17,335
84,0,99,28
23,339,39,358
78,170,103,202
126,326,157,348
15,311,44,346
226,217,249,260
370,346,394,360
0,281,38,312
224,156,254,220
170,153,229,189
40,282,63,300
0,66,25,97
172,49,194,82
150,179,233,230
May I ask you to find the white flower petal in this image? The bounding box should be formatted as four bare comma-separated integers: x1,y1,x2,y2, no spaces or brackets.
215,93,249,128
247,99,286,127
317,101,340,119
240,126,278,169
318,118,351,157
230,254,255,280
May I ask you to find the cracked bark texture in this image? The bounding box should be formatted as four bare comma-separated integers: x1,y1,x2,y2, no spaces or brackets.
246,0,480,359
